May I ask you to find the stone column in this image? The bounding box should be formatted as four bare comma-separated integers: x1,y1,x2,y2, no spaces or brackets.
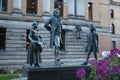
68,0,75,16
50,0,54,15
37,0,42,16
76,0,85,16
12,0,22,17
42,0,50,15
63,0,68,18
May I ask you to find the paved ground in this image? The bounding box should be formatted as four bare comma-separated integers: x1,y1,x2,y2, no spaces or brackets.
11,77,27,80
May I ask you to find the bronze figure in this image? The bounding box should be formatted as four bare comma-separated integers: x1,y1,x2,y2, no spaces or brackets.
44,8,63,66
82,24,99,65
27,21,44,67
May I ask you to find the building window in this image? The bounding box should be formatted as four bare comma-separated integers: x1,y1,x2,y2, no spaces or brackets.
26,0,37,14
54,0,63,17
26,29,30,49
110,9,114,18
111,24,115,34
0,0,7,12
112,41,116,49
88,2,93,20
0,28,6,50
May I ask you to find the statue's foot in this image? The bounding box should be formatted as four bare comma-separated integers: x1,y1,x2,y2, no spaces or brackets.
81,61,88,65
30,64,34,67
34,63,40,67
55,61,63,66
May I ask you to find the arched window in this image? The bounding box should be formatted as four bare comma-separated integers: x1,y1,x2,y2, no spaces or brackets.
88,2,93,20
111,24,115,34
0,0,7,12
26,0,37,14
54,0,63,17
112,41,116,49
110,9,114,18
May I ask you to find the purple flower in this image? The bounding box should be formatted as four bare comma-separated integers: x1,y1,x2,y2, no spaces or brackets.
108,49,118,58
89,59,97,64
118,49,120,54
96,60,109,79
76,68,86,78
110,64,120,76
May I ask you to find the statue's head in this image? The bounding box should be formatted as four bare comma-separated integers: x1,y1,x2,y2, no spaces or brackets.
32,21,39,29
89,24,95,31
53,8,60,17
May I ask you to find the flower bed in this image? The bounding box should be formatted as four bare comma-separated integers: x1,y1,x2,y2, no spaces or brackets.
76,48,120,80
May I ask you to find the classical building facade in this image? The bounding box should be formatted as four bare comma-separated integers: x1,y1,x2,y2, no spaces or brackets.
0,0,120,68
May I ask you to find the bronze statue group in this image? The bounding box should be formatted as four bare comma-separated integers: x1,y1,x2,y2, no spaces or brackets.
27,8,99,67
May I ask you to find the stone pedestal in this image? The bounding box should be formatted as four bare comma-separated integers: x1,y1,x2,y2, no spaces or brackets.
23,63,90,80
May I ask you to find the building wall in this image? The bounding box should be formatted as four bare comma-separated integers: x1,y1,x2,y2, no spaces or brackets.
92,0,100,22
0,0,112,53
99,0,110,28
110,0,120,49
113,10,120,34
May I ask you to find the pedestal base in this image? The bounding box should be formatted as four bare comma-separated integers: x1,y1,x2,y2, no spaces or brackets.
23,63,90,80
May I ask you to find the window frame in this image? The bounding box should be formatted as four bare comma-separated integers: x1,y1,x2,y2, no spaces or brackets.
110,9,114,18
0,0,7,12
111,24,115,34
26,0,37,14
54,0,63,17
88,2,93,20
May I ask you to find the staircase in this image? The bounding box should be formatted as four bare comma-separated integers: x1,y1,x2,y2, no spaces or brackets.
39,26,88,65
0,26,88,68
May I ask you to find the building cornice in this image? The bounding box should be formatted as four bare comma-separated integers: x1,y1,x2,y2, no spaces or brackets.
110,0,120,6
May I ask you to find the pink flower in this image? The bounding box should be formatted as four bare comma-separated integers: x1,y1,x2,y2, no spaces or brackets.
76,68,86,78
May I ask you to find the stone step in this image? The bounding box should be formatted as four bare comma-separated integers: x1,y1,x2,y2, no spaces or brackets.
6,32,26,37
0,27,89,68
0,51,26,55
0,58,86,66
0,60,26,65
0,60,86,69
0,50,85,56
0,53,87,60
6,40,25,44
5,48,26,51
6,43,26,48
7,28,26,33
42,58,86,63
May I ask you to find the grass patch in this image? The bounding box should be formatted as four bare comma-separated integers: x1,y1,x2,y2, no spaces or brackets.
0,74,19,80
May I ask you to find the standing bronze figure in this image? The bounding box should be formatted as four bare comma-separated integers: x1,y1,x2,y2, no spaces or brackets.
82,24,99,65
27,21,43,67
44,8,63,66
